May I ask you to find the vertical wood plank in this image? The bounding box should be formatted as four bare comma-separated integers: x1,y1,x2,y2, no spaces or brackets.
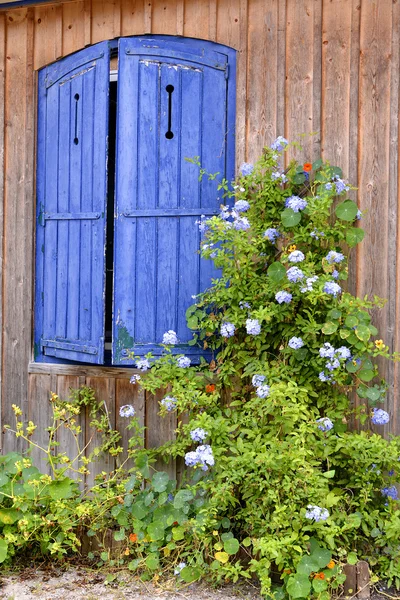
183,0,210,40
276,0,286,140
33,4,63,70
146,389,177,479
152,0,179,34
176,0,184,35
115,377,145,467
144,0,152,33
2,8,34,454
91,0,121,43
84,0,91,45
209,0,217,41
56,375,84,486
28,374,52,474
63,1,86,57
0,14,5,445
121,0,146,36
85,377,116,489
235,0,248,169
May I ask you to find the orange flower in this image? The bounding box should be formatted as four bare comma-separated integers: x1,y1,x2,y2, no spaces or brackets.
303,162,312,172
129,533,138,543
327,559,335,569
206,384,216,393
313,572,325,580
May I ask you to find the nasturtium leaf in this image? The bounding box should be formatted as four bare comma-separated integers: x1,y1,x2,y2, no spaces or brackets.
356,385,368,398
281,208,302,228
180,566,202,583
0,474,8,488
152,471,169,493
224,538,239,555
293,173,306,184
125,475,137,492
371,527,381,538
346,361,360,373
128,558,141,571
187,316,199,329
173,489,193,509
145,553,160,570
286,574,311,598
345,316,358,328
312,159,323,170
100,551,109,561
355,325,371,342
329,166,343,178
369,325,378,335
347,513,362,528
327,309,342,320
359,369,374,382
365,387,381,402
267,262,286,283
113,528,125,542
296,555,320,575
221,517,231,528
322,322,338,335
312,578,328,593
312,546,332,568
172,526,185,541
339,329,351,339
346,227,365,247
347,552,358,565
0,509,19,525
322,470,335,479
335,200,358,222
221,532,234,542
215,551,229,564
47,478,75,500
147,521,165,541
131,502,147,520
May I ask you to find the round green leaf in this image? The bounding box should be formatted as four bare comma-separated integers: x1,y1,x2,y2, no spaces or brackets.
293,173,306,184
327,309,342,320
346,227,365,247
322,322,338,335
355,325,371,342
267,262,286,283
131,501,147,520
312,578,328,593
173,489,193,509
365,387,381,401
145,553,160,570
0,509,20,525
312,547,332,568
187,316,199,329
47,478,75,500
0,539,7,563
152,471,169,493
335,200,358,222
113,527,125,542
0,473,9,488
180,566,202,583
147,521,165,541
359,369,374,382
345,316,358,328
286,574,311,599
172,526,185,541
346,361,360,373
296,555,319,575
347,552,358,565
224,537,239,555
281,208,302,228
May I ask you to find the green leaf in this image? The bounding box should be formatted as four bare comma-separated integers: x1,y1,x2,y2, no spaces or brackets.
0,474,9,488
322,322,338,335
215,551,229,564
100,551,109,561
113,528,125,542
328,309,342,320
347,552,358,565
355,325,371,342
152,472,169,493
173,489,193,509
172,526,185,541
322,470,335,479
356,385,368,398
312,579,328,593
346,361,360,373
281,208,302,228
145,553,160,570
187,316,199,329
286,574,311,599
371,527,381,538
312,547,332,568
0,538,8,563
0,509,20,525
296,555,320,575
312,159,323,170
267,262,286,283
346,227,365,247
131,502,147,520
180,566,202,583
147,521,165,541
365,387,381,401
47,478,75,500
335,200,358,222
359,369,374,382
339,328,351,339
347,513,362,529
293,173,306,184
345,316,358,328
224,538,239,555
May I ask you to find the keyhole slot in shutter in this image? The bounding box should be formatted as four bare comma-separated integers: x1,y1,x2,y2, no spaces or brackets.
74,93,80,145
165,84,174,139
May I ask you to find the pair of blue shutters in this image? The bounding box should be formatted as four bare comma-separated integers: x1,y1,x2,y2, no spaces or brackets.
35,36,236,365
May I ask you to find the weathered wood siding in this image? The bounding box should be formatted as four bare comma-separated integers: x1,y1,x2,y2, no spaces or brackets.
0,0,399,464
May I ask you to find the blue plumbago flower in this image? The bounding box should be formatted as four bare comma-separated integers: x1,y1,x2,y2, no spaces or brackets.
240,162,254,176
234,199,250,212
326,251,345,264
287,266,304,282
275,291,292,304
316,417,334,432
130,374,141,384
323,281,342,297
190,428,208,443
264,228,281,242
119,405,135,418
326,358,340,371
335,346,351,360
271,171,288,183
271,136,288,152
256,384,270,398
246,318,261,335
285,196,308,212
305,505,329,522
174,562,187,576
319,343,336,359
319,371,333,383
356,209,362,220
325,183,333,190
177,356,191,368
372,408,390,425
162,330,179,345
184,451,199,467
167,493,174,502
288,250,305,263
195,214,211,232
161,396,177,411
288,336,304,350
300,275,319,293
136,358,150,371
332,269,339,280
239,301,251,310
252,374,266,387
221,322,236,338
333,176,350,194
233,216,251,230
310,230,325,240
185,445,215,471
219,205,230,220
389,470,395,477
381,486,398,500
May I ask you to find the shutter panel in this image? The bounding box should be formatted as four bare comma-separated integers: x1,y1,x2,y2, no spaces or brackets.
35,42,110,363
113,37,235,364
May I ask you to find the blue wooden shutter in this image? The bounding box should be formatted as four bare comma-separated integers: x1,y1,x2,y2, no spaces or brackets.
35,43,110,363
113,37,236,364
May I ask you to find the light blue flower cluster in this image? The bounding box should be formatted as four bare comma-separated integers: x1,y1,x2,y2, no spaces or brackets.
221,322,236,338
190,428,208,442
305,505,329,522
332,270,339,279
252,374,266,387
240,162,254,176
264,228,281,242
318,343,351,381
161,396,177,411
287,266,304,282
326,251,345,264
271,136,288,152
234,199,250,212
246,319,261,335
288,250,305,263
333,175,350,195
163,330,179,345
300,275,319,293
275,291,292,304
239,301,251,310
136,358,150,371
372,408,390,425
319,372,333,383
256,384,270,398
119,405,135,418
185,444,215,471
316,417,334,432
177,356,191,368
310,230,324,240
130,374,141,384
356,209,362,220
381,486,398,500
174,562,187,576
219,205,230,220
232,216,251,231
285,196,308,212
271,171,288,183
323,281,342,297
288,337,304,350
196,214,211,232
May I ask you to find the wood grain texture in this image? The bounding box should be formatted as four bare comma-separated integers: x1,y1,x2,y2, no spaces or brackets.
146,389,176,479
62,1,86,56
33,3,63,69
28,374,53,474
0,13,5,444
55,375,84,486
121,0,146,36
115,377,145,466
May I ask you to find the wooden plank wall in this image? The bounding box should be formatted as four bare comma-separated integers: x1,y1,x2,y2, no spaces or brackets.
0,0,399,467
